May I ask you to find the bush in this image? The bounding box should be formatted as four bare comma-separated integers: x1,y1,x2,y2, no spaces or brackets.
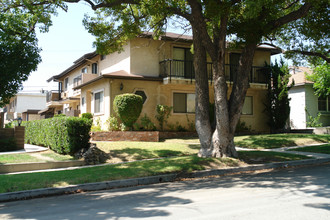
54,114,66,117
81,113,93,119
0,137,17,152
106,115,120,131
25,117,92,155
155,105,172,130
140,114,156,131
113,93,143,128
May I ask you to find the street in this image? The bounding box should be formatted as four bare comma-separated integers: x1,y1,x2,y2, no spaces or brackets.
1,164,329,220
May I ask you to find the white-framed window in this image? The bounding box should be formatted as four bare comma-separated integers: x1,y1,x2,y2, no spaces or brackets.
92,63,98,74
81,67,87,73
173,92,195,113
94,90,104,114
64,77,69,91
73,75,82,87
318,96,330,112
242,96,253,115
81,97,85,107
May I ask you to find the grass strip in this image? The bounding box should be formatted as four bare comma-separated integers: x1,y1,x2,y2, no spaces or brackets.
96,141,200,163
0,154,45,164
288,144,330,154
238,151,311,164
0,156,243,193
235,134,330,149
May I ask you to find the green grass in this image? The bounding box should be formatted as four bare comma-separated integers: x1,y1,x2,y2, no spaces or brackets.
235,134,330,149
288,144,330,154
238,151,311,164
96,141,200,163
0,156,244,193
0,154,44,164
40,151,75,161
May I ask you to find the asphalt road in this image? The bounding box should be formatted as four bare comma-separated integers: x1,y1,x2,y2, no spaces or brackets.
1,164,329,220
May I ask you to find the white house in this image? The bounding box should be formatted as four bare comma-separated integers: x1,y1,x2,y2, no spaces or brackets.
289,66,330,129
4,91,47,123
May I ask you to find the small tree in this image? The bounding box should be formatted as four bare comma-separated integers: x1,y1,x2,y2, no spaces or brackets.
155,105,172,131
113,93,143,129
264,60,291,133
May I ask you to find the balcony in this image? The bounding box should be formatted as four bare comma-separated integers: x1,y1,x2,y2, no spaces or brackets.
159,59,270,84
46,90,61,103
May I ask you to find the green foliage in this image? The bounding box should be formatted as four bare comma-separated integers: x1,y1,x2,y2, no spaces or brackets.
25,117,92,155
140,114,156,131
264,60,291,132
306,62,330,97
106,115,120,131
81,113,93,119
0,137,17,152
113,93,143,128
305,109,323,128
0,1,63,107
186,114,195,132
120,123,129,131
54,114,66,117
155,105,173,131
235,120,251,133
4,122,14,128
91,117,102,132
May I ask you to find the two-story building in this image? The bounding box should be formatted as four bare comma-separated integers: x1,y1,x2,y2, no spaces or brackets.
44,32,280,132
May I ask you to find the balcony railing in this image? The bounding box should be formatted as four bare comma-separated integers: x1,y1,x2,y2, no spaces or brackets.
159,59,270,84
46,90,61,102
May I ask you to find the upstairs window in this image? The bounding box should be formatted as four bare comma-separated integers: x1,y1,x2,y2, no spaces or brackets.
92,63,98,74
64,78,69,91
73,75,82,87
173,93,195,113
81,67,87,73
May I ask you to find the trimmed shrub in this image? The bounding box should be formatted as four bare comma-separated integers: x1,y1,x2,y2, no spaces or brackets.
140,114,156,131
25,117,92,155
81,113,93,119
113,93,143,128
106,115,120,131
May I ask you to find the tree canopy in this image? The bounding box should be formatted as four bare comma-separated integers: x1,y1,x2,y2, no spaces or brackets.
0,0,62,107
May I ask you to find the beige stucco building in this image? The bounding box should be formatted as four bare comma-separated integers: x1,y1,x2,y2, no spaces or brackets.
43,32,280,132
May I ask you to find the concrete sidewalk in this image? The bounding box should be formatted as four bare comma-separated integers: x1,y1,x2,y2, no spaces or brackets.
0,144,47,155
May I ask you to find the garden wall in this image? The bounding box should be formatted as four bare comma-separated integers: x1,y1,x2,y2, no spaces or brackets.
0,127,25,149
90,131,198,142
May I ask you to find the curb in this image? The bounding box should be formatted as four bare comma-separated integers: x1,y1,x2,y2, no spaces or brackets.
1,157,330,203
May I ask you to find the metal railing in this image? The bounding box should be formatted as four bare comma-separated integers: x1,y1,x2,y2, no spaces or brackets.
159,59,270,84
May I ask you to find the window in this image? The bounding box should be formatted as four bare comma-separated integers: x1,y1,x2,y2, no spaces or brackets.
81,67,87,73
173,93,195,113
64,78,69,91
318,96,330,112
92,63,98,74
134,90,147,104
81,97,85,107
173,47,194,78
73,75,82,87
242,96,253,115
101,55,106,60
94,91,103,114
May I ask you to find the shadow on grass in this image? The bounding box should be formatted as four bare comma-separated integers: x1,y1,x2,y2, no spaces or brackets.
238,151,310,164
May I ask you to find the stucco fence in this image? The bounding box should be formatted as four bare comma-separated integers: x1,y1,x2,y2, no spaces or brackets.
90,131,198,142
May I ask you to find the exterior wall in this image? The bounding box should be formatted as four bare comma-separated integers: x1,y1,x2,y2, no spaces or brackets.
289,86,307,129
100,43,131,74
16,94,46,113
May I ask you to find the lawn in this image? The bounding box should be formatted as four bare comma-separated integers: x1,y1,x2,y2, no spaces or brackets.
96,141,200,163
234,133,330,149
238,151,310,164
288,144,330,154
0,150,75,164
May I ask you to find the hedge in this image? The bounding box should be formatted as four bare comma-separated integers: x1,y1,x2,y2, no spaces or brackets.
25,117,92,155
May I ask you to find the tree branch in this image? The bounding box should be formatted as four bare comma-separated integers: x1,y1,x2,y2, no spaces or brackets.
288,50,330,63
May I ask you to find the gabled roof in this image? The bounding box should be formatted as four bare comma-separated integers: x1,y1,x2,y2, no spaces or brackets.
289,66,313,86
47,51,97,82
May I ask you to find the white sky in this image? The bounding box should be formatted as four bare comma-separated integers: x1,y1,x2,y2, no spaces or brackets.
22,3,96,92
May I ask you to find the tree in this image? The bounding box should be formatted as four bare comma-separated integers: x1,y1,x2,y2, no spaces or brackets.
306,62,330,97
12,0,326,158
0,1,63,107
264,60,291,133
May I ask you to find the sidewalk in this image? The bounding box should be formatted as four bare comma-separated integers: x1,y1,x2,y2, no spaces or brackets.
0,144,47,155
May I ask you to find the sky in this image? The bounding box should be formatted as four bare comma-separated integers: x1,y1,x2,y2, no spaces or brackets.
22,2,96,92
